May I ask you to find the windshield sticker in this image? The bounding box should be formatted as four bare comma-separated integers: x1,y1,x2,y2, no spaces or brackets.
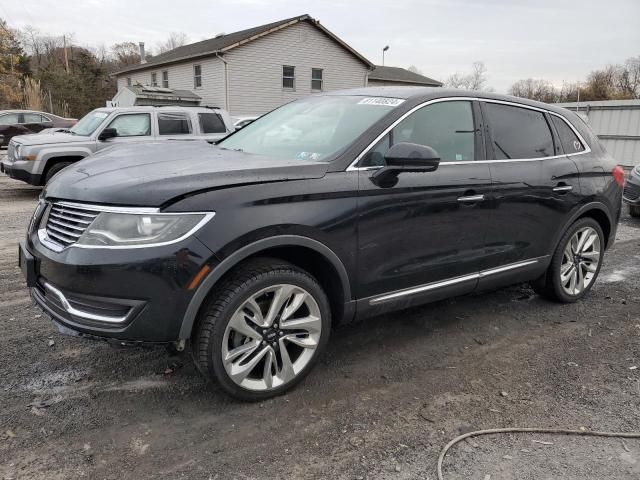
95,112,108,118
358,97,405,107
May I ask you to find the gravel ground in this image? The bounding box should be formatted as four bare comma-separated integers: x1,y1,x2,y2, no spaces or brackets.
1,163,639,479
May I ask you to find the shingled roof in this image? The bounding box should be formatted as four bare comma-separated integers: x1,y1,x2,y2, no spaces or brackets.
115,14,373,75
369,66,443,87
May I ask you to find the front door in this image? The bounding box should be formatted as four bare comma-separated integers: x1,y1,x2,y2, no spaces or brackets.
355,99,493,315
96,112,153,152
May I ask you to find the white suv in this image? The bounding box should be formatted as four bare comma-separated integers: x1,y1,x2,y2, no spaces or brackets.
1,106,234,185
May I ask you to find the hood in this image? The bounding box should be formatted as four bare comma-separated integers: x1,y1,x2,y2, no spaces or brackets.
13,132,91,146
44,141,329,207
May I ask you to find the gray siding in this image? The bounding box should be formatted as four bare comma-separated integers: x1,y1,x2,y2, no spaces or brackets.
116,57,226,108
225,21,368,116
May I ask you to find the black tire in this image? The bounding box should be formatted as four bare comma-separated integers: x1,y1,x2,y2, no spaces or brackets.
531,217,604,303
630,205,640,218
44,161,72,184
193,257,331,401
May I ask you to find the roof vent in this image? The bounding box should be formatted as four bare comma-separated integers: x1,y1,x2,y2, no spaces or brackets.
214,32,225,38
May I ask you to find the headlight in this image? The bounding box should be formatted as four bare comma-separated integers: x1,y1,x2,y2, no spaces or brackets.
76,212,214,247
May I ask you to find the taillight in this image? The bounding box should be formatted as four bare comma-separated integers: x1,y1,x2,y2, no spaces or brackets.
612,166,625,187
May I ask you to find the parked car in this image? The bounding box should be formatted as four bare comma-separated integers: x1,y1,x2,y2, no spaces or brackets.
1,106,234,186
233,115,259,129
0,110,76,147
623,165,640,217
20,88,623,400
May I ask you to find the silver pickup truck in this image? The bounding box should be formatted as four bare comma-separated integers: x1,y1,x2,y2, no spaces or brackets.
1,105,234,186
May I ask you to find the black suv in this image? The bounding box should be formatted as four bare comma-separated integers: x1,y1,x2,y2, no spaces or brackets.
20,88,623,400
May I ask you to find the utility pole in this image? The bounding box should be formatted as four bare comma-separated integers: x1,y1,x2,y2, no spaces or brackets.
63,35,70,73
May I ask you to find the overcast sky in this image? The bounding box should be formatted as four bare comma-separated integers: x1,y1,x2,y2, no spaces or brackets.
1,0,638,92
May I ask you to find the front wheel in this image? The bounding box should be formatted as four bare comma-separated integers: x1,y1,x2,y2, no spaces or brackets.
43,161,72,184
532,218,604,303
193,258,331,401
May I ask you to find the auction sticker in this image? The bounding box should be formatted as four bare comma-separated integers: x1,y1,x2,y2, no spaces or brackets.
358,97,405,107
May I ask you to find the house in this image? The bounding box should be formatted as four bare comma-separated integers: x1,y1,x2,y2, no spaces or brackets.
114,14,373,116
108,85,201,107
367,65,443,88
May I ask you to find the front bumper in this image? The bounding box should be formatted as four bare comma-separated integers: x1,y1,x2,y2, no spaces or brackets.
25,230,217,343
1,160,42,185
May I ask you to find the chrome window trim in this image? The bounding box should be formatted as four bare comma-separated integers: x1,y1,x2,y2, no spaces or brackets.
369,258,542,305
346,97,592,171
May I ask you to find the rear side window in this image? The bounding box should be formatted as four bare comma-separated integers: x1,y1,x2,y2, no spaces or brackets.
198,112,226,134
24,113,46,123
158,112,192,135
551,116,584,154
484,103,554,159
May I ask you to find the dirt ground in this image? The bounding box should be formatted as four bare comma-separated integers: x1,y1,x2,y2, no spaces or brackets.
1,162,640,480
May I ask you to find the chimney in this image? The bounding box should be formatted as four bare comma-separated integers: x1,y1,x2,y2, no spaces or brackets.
139,42,146,64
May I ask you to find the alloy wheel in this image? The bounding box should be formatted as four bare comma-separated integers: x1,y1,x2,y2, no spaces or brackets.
221,284,322,391
560,226,601,296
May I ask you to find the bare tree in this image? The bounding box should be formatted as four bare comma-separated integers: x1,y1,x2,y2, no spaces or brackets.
156,32,189,54
445,61,488,90
509,78,558,103
407,65,423,75
111,42,140,68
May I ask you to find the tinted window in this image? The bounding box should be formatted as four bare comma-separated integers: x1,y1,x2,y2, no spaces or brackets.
0,113,20,125
106,114,151,137
158,112,192,135
361,100,476,167
198,113,226,134
552,116,584,154
484,103,554,159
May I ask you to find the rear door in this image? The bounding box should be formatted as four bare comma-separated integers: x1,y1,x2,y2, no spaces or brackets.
0,113,24,144
480,100,581,273
355,99,493,314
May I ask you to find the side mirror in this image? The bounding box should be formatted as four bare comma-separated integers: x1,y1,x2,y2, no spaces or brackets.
98,128,117,141
372,142,440,186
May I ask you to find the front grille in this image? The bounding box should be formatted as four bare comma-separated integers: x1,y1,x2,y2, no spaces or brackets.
624,181,640,201
44,202,100,248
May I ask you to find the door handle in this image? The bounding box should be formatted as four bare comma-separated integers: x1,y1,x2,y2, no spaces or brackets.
457,194,485,203
553,185,573,193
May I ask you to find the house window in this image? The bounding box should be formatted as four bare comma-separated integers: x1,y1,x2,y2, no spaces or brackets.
282,65,295,90
151,72,157,87
126,77,131,86
194,64,202,88
311,68,323,91
162,71,169,88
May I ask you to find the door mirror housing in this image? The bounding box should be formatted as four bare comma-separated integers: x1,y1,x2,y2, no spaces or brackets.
372,142,440,187
98,128,117,141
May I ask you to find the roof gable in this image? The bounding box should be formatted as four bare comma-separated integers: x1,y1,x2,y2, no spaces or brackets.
115,15,373,75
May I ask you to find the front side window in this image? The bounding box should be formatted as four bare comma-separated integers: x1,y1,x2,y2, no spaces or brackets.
0,113,20,125
158,112,192,135
198,112,226,134
552,115,584,154
194,65,202,88
311,68,323,91
484,103,554,159
361,100,476,167
151,72,157,87
70,110,110,136
219,95,402,161
106,113,151,137
162,70,169,88
282,65,295,89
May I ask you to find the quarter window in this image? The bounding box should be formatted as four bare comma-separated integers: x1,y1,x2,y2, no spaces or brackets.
311,68,323,91
194,65,202,88
158,112,192,135
360,100,476,167
162,70,169,88
151,72,157,87
106,113,151,137
484,103,554,159
282,66,295,89
198,112,226,134
551,116,584,154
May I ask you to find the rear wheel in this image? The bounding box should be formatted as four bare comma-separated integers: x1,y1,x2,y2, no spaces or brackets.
43,161,72,184
630,205,640,218
193,258,331,401
532,218,604,303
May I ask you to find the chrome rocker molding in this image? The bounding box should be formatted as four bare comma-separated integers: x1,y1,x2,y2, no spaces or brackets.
43,281,129,324
369,258,542,305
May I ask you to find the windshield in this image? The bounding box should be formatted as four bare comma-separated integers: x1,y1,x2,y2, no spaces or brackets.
70,110,110,136
218,95,404,161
